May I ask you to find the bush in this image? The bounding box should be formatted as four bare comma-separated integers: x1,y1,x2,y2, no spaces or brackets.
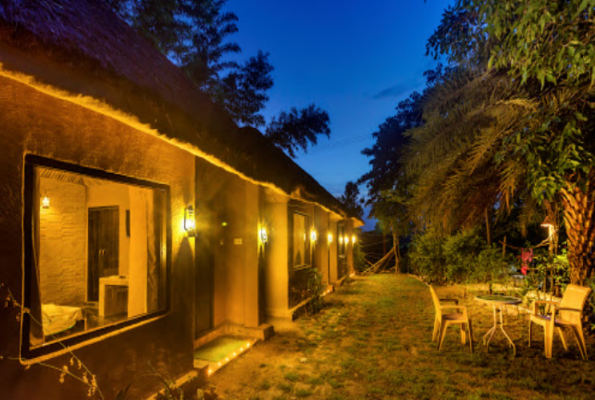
353,241,367,273
409,228,509,284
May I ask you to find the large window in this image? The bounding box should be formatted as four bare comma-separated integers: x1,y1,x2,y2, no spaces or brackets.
24,157,169,356
292,212,311,268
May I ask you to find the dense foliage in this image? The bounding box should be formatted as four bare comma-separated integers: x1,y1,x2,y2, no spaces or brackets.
108,0,331,157
362,0,595,285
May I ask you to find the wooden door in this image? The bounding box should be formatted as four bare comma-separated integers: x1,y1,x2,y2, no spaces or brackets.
88,207,119,302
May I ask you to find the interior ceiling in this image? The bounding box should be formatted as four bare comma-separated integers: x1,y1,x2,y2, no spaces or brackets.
39,166,108,187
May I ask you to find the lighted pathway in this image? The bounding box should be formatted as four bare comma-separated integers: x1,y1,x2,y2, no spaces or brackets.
209,275,595,400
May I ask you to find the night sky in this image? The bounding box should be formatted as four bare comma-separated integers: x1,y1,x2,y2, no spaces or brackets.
224,0,454,229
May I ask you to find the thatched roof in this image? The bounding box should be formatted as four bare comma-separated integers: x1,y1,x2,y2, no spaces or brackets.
0,0,362,223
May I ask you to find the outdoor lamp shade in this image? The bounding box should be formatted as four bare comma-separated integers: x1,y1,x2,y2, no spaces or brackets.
184,205,196,236
41,196,50,209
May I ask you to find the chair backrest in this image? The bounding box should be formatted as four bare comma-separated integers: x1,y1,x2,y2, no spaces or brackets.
560,284,592,324
428,285,441,315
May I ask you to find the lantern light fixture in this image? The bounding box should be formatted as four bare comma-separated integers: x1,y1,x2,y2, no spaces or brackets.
41,196,50,209
311,230,318,242
260,227,268,244
541,216,555,240
328,233,333,244
184,205,196,237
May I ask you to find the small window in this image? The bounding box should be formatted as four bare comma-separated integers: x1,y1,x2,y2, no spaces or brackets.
292,212,311,268
24,157,169,356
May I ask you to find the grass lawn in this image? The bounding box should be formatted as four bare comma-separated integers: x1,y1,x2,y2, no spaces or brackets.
209,274,595,399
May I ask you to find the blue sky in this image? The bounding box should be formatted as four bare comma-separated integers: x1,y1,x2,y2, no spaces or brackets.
224,0,453,229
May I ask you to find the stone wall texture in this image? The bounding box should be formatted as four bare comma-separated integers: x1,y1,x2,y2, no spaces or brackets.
39,177,87,306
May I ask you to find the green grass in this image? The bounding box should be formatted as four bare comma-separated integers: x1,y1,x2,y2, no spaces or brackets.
209,275,595,400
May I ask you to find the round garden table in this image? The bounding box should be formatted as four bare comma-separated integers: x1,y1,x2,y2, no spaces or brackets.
475,295,522,356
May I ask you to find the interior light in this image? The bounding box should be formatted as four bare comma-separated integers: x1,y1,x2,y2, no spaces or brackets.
184,205,196,237
41,196,50,209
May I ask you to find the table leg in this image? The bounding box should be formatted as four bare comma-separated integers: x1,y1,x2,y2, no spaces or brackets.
498,304,516,356
482,305,516,356
483,305,498,349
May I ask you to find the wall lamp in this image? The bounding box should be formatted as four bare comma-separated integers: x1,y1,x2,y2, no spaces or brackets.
328,233,333,244
352,235,357,244
41,196,51,209
311,230,318,243
184,205,196,237
260,227,268,244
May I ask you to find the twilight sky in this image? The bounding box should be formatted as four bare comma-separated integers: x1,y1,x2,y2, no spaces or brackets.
224,0,453,229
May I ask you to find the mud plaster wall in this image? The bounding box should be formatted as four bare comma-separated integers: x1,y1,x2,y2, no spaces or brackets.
39,177,87,306
0,75,195,400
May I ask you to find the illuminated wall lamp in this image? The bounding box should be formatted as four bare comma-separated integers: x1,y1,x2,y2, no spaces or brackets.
41,196,51,209
352,235,357,244
260,227,268,244
184,205,196,237
328,233,333,244
311,230,318,243
339,236,343,244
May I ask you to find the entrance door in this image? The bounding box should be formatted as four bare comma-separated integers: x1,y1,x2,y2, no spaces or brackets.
88,207,119,302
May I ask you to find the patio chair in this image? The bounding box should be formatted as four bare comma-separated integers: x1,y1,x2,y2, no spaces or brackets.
528,284,591,360
429,285,473,352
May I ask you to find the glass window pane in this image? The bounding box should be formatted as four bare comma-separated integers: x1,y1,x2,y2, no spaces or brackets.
30,165,166,348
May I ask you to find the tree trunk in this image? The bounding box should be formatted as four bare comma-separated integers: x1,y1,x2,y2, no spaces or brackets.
392,232,400,274
485,208,491,247
560,173,595,285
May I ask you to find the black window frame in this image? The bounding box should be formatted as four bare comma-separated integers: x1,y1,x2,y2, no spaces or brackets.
22,155,172,359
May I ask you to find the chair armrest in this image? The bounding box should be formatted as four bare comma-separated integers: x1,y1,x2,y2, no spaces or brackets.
551,306,583,316
439,298,458,304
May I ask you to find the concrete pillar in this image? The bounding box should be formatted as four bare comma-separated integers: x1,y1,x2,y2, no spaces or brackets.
328,216,339,283
264,189,289,317
314,207,330,284
244,182,260,327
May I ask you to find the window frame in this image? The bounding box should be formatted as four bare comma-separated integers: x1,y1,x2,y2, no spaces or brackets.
22,155,172,359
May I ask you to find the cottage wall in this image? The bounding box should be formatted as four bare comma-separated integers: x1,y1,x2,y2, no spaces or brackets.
0,75,195,400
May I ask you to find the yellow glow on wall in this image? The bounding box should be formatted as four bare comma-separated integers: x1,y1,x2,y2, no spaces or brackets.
311,230,317,243
184,205,196,236
344,236,349,245
339,236,343,244
328,233,333,244
352,235,357,244
41,196,51,209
